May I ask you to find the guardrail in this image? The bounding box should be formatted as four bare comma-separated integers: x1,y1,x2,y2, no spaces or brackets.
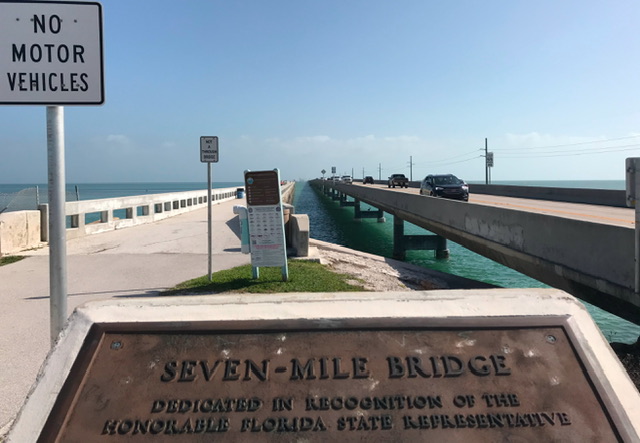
50,187,240,240
1,183,299,256
0,187,240,255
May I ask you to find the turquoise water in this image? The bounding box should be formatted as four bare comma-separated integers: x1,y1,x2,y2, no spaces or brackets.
294,180,640,345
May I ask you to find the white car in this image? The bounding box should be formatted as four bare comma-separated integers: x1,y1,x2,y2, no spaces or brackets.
341,175,353,184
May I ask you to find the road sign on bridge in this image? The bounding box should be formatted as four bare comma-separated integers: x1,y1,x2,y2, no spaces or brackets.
0,1,104,105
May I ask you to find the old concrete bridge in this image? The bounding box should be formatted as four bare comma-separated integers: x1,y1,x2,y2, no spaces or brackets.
311,180,639,325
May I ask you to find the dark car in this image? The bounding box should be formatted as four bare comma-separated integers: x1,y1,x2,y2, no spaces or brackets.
420,174,469,201
363,176,374,184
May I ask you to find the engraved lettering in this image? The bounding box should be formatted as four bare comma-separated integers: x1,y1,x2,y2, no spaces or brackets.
223,359,241,380
481,393,520,407
352,357,370,379
332,357,350,379
469,355,491,376
179,360,197,382
491,354,512,375
160,362,177,382
200,360,222,381
101,418,229,435
240,417,327,432
337,414,393,431
387,356,405,378
442,356,464,377
243,359,269,381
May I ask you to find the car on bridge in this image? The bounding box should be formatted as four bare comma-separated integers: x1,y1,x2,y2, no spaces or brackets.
341,175,353,184
388,174,409,188
420,174,469,201
363,176,374,184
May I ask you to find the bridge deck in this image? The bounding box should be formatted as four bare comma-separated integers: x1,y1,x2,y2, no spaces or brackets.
315,181,639,326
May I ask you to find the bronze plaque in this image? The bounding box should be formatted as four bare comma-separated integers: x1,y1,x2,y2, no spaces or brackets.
41,324,624,442
245,170,280,206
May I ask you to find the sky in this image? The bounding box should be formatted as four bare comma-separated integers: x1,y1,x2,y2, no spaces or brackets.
1,0,640,184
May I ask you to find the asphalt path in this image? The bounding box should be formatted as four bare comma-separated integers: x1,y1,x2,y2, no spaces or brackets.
354,183,634,228
0,198,250,432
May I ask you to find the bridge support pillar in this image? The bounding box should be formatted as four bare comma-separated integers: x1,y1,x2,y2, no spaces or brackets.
340,193,355,207
331,189,340,201
393,215,449,260
354,200,385,222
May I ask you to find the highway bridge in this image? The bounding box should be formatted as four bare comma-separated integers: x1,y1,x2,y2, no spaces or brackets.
310,180,639,325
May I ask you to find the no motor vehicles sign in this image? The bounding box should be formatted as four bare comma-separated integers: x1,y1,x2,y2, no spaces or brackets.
0,1,104,105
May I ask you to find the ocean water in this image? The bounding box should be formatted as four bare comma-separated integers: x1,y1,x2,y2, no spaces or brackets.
293,180,640,345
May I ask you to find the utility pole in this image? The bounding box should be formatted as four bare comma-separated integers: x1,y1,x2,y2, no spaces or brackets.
408,155,414,181
362,167,365,179
485,138,488,185
379,163,382,180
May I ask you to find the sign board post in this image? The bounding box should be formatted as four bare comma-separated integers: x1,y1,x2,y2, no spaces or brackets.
244,169,288,281
626,158,639,293
0,1,104,346
200,136,219,281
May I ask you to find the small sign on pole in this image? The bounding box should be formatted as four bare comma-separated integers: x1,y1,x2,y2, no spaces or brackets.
200,136,219,163
200,136,219,281
1,1,104,346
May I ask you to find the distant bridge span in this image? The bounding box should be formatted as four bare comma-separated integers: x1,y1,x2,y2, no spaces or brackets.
310,180,639,325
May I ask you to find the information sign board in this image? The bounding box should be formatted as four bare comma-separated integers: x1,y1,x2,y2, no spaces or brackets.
200,136,219,163
244,170,287,268
0,1,104,105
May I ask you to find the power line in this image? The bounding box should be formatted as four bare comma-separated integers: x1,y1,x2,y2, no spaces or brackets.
500,144,640,158
494,134,640,152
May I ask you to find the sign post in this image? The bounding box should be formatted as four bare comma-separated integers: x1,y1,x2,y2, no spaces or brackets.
626,158,639,293
200,136,219,281
0,1,104,346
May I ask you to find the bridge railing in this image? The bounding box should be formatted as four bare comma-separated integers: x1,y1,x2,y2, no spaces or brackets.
0,187,239,255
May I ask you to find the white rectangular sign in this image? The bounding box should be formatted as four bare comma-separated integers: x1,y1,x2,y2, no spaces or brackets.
200,136,219,163
0,1,104,105
244,170,287,269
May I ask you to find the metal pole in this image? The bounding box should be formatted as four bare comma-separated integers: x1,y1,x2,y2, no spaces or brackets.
410,156,413,181
207,162,213,281
485,138,488,185
635,159,640,293
47,106,67,346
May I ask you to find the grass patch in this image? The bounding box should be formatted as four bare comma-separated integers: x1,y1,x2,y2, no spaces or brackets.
164,260,367,295
0,256,25,266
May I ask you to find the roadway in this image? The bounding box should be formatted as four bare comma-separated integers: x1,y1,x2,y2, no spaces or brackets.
359,183,635,228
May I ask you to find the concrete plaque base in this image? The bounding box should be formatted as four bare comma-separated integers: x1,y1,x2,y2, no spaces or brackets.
8,289,640,442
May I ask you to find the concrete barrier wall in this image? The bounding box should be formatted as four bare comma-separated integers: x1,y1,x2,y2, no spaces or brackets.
281,182,296,204
356,179,627,207
62,188,238,240
0,187,240,255
0,210,42,255
469,184,627,207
